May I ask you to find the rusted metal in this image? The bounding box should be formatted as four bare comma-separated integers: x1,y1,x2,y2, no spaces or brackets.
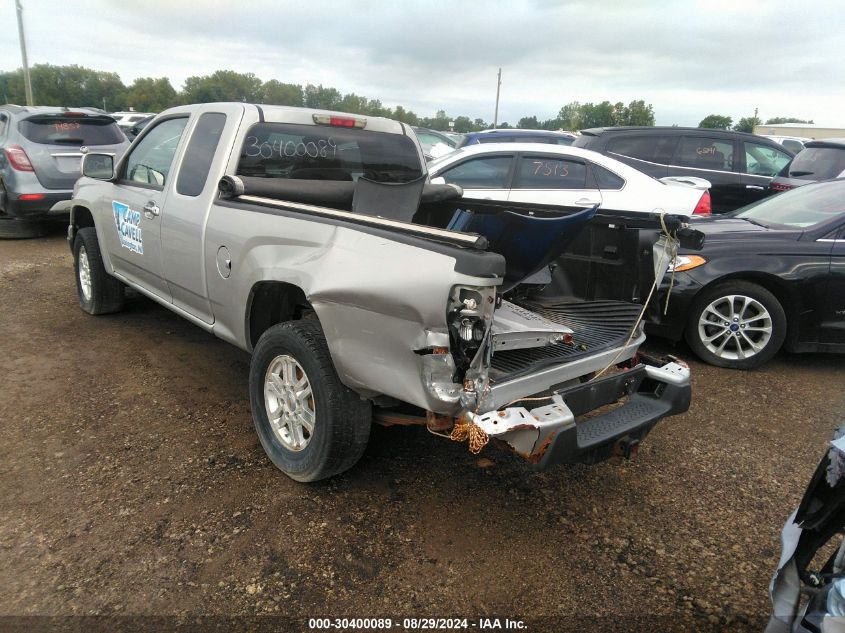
525,432,557,463
613,437,640,459
374,412,429,427
426,411,455,432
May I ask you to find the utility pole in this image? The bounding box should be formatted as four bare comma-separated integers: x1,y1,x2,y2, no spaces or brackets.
15,0,34,106
493,67,501,129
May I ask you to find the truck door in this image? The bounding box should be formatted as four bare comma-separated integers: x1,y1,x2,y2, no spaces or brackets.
104,116,190,299
160,105,244,324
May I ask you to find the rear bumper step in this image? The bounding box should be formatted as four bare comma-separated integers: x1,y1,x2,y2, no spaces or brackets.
472,357,691,467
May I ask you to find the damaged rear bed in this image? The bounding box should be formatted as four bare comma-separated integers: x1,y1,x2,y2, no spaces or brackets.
217,174,700,468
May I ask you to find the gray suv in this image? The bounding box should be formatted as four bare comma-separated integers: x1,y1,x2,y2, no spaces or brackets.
0,105,129,237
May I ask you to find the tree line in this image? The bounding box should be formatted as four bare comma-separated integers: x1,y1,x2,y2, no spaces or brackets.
698,114,814,133
1,64,659,133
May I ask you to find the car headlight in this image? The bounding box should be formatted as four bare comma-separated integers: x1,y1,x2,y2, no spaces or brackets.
667,255,706,272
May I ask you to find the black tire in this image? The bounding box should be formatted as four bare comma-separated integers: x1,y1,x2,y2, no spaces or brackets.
249,320,371,482
685,280,786,369
73,227,125,315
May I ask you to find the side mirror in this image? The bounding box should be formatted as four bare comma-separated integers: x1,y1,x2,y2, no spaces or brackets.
82,153,114,180
429,176,446,185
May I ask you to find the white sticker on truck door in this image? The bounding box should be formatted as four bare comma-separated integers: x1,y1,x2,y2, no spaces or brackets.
112,201,144,254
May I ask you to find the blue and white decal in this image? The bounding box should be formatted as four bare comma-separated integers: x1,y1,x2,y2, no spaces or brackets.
112,201,143,254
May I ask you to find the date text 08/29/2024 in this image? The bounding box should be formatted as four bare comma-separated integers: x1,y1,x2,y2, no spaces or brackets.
307,618,527,630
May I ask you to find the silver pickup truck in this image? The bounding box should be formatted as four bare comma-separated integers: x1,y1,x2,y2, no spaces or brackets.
68,102,694,482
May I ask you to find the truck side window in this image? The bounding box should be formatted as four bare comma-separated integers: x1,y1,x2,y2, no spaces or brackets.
122,117,189,188
176,113,227,197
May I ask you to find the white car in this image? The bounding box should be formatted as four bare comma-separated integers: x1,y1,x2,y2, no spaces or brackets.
109,111,156,131
761,134,812,154
427,143,712,217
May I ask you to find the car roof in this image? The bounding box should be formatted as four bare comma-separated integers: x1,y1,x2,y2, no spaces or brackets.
431,142,651,178
471,129,575,137
412,127,451,135
805,138,845,148
579,125,764,140
0,105,109,116
763,134,813,142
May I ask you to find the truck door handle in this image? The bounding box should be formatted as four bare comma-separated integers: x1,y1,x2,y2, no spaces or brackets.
575,198,600,206
143,201,160,218
745,185,765,191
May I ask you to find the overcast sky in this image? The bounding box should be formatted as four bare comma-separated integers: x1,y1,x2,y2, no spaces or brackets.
1,0,843,126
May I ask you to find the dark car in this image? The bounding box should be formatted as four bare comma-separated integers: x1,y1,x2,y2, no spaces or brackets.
125,115,155,141
0,105,129,237
573,126,794,213
647,179,845,369
769,138,845,193
456,129,576,148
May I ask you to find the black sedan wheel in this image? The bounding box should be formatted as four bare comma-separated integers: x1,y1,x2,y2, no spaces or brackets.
685,281,786,369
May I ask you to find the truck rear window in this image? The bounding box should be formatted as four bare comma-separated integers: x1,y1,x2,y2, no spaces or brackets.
236,122,422,183
18,116,125,145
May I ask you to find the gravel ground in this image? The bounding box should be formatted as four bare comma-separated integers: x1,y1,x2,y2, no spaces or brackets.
1,228,844,633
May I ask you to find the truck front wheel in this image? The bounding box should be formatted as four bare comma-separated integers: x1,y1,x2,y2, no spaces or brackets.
249,321,371,482
73,227,125,315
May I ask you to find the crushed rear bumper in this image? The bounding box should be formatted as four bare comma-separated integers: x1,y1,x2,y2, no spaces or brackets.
471,354,691,467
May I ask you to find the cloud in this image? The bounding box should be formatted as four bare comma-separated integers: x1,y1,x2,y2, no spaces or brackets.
1,0,843,125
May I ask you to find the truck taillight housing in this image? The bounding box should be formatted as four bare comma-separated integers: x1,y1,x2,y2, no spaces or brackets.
312,114,367,129
692,190,711,216
4,145,34,172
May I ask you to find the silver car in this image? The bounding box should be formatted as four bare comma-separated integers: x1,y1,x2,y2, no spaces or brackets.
0,105,129,237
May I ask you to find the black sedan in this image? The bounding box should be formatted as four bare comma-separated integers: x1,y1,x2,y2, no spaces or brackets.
648,179,845,369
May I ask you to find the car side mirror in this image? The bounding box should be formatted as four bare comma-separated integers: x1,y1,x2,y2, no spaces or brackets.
429,176,446,185
82,153,115,180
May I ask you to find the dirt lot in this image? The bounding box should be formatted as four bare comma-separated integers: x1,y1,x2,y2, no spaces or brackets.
1,228,844,633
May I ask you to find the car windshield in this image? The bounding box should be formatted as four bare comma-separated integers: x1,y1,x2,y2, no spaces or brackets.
786,147,845,180
734,180,845,228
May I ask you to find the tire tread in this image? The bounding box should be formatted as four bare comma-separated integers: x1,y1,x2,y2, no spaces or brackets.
74,227,125,314
250,320,371,482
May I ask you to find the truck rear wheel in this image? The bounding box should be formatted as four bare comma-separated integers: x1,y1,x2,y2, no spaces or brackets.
73,227,125,314
249,320,371,482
